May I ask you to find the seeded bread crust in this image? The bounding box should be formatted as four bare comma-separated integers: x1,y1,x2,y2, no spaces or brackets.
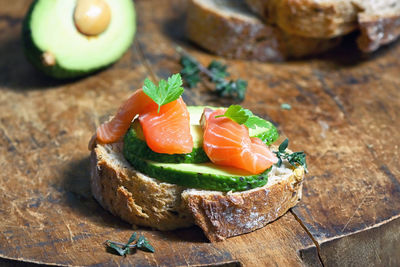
90,142,194,230
245,0,400,51
90,142,305,241
186,0,340,61
246,0,357,38
182,167,304,241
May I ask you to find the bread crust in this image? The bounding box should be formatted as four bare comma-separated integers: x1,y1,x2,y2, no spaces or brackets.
246,0,357,38
90,142,305,241
246,0,400,51
186,0,340,61
90,143,194,230
182,168,304,241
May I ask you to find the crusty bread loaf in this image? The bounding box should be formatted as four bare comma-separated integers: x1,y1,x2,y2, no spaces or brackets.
90,142,305,241
246,0,400,51
186,0,340,61
245,0,358,38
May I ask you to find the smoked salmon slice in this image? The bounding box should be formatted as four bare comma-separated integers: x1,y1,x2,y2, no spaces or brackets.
96,89,154,144
95,88,193,154
139,98,193,154
201,109,278,174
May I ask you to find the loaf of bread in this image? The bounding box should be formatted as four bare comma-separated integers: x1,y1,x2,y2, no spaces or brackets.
245,0,400,52
186,0,341,61
90,142,304,241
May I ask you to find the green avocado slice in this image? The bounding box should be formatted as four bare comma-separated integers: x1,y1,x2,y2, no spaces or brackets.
124,121,209,164
123,152,271,192
123,106,279,164
22,0,136,78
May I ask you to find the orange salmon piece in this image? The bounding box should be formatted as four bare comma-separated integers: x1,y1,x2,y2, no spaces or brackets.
139,98,193,154
96,89,155,144
96,89,193,154
202,109,278,174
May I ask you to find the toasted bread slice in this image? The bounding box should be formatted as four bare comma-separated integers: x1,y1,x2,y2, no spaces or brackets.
90,142,304,241
246,0,400,51
186,0,340,61
245,0,358,38
90,142,194,231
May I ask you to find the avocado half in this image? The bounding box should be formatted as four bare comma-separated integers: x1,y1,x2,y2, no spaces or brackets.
22,0,136,79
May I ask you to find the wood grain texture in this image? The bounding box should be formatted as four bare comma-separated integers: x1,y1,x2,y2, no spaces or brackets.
134,0,400,265
0,0,316,266
0,0,399,266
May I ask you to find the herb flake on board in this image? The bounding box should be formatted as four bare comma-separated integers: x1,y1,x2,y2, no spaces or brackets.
105,232,154,256
178,47,247,101
281,103,291,110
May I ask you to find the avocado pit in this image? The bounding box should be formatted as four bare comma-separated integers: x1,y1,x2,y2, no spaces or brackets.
74,0,111,36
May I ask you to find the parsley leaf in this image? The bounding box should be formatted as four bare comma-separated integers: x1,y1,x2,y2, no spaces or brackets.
143,73,184,113
216,105,272,129
274,139,308,172
216,105,247,124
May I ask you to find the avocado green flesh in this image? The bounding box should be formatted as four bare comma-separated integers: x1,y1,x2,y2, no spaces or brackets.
250,122,279,145
123,152,271,192
188,106,279,145
123,106,210,163
124,123,209,164
23,0,136,78
123,106,279,164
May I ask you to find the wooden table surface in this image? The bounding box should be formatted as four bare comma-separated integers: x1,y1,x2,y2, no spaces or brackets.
1,0,400,266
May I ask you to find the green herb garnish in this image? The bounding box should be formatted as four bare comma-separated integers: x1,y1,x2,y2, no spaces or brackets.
274,139,307,172
180,55,201,88
106,241,130,256
215,105,271,129
136,235,155,253
281,103,291,110
178,47,247,101
105,232,154,256
143,73,184,113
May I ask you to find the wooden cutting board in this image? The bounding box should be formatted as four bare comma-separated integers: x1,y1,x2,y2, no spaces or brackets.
0,0,399,266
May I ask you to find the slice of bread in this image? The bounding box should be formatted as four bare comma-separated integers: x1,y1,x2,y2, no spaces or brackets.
186,0,340,61
246,0,400,51
90,142,305,241
245,0,358,38
90,142,194,231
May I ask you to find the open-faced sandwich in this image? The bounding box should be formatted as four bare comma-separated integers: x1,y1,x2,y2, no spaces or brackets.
89,74,306,242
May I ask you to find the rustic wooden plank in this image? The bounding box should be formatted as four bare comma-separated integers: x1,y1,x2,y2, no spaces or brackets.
134,0,400,265
3,0,399,265
291,44,400,265
316,215,400,266
0,0,317,266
